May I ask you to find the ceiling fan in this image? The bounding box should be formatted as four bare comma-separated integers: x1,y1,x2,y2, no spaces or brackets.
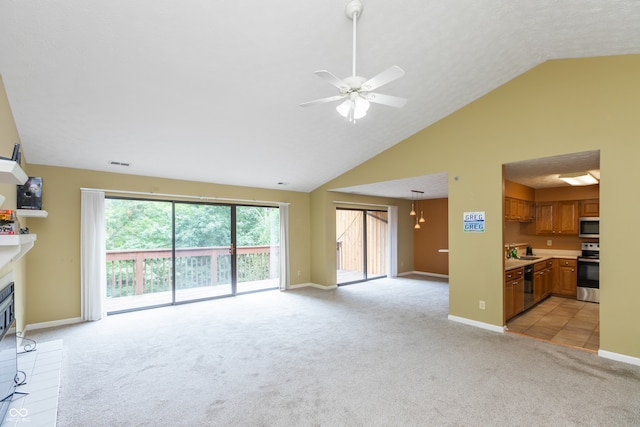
300,0,407,123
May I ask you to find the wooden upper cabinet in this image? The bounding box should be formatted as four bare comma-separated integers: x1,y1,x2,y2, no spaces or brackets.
556,201,579,234
535,202,555,234
521,200,535,222
580,199,600,217
535,201,579,235
510,198,520,220
504,197,535,222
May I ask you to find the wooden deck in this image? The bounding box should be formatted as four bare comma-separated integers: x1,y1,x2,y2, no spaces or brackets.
106,278,279,313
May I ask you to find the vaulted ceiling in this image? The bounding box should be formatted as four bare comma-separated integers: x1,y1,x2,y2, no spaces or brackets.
1,1,639,194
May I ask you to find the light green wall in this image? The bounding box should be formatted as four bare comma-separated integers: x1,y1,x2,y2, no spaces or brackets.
4,55,640,360
22,164,311,325
311,55,640,359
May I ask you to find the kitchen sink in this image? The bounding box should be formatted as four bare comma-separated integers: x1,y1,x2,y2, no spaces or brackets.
517,256,540,260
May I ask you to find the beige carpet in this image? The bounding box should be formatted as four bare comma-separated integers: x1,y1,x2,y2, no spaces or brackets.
26,276,640,426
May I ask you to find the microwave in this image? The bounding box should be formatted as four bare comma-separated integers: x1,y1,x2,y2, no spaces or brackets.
579,217,600,238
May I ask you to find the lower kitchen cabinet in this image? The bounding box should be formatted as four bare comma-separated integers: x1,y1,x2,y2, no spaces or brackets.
505,260,557,322
504,267,524,322
544,260,553,296
533,260,553,303
504,268,524,322
553,258,577,297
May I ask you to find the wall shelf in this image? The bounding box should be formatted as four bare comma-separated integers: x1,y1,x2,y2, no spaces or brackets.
0,159,28,185
16,209,48,218
0,234,37,270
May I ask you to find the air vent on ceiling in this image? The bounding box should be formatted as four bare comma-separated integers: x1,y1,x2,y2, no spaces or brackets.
109,160,131,167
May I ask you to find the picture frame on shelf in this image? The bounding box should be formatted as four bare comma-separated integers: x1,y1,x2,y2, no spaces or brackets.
17,176,43,210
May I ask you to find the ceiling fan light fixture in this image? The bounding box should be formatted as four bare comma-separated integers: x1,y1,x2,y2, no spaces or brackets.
336,96,369,122
558,172,599,186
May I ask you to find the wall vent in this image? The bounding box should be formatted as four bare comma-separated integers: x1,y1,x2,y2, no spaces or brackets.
108,161,131,167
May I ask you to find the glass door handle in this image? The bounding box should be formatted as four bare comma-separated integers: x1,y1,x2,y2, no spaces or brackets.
229,243,235,255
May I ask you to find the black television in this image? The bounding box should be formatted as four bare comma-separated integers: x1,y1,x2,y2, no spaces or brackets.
0,283,16,424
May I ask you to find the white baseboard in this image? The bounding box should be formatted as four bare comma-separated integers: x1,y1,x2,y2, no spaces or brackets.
25,317,83,332
399,271,449,279
448,314,505,333
598,349,640,367
288,283,337,290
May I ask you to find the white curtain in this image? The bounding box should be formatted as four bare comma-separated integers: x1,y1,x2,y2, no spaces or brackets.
387,205,398,277
278,203,290,290
81,190,106,321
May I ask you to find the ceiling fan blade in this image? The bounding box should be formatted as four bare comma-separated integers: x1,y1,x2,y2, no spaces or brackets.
300,94,347,107
361,65,405,92
314,70,349,90
365,93,407,108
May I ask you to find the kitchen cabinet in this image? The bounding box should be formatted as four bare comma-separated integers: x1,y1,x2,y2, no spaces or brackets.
543,261,553,297
579,199,599,217
535,201,579,235
533,260,553,303
553,258,577,297
504,267,524,321
521,200,535,222
504,197,535,222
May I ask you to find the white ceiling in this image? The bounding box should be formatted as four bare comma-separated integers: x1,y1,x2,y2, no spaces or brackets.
0,1,637,194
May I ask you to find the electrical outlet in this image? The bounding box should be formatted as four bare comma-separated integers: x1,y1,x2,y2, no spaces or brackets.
297,270,301,277
479,300,486,310
547,239,552,246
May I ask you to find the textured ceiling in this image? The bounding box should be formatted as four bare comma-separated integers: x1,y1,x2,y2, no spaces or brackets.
0,1,637,194
504,150,600,189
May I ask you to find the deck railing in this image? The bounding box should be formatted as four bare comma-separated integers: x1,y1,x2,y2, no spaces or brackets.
106,246,279,298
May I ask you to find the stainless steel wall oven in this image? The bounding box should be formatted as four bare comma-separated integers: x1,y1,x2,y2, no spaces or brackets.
577,242,599,303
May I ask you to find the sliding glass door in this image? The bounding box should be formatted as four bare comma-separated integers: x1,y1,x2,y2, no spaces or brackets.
366,210,388,280
174,203,233,302
105,198,279,313
236,206,280,293
336,208,388,285
105,199,174,311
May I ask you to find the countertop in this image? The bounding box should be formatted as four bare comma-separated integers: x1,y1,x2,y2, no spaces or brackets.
504,250,580,271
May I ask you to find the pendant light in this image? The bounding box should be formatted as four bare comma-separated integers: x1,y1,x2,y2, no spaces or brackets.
410,192,416,216
410,190,424,228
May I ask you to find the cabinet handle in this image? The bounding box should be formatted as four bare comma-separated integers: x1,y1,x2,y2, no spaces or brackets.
571,269,575,272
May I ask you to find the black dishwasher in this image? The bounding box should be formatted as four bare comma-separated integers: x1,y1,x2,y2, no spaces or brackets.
523,265,534,310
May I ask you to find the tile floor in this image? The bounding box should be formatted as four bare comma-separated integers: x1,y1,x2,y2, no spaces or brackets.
506,296,600,351
3,339,62,427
